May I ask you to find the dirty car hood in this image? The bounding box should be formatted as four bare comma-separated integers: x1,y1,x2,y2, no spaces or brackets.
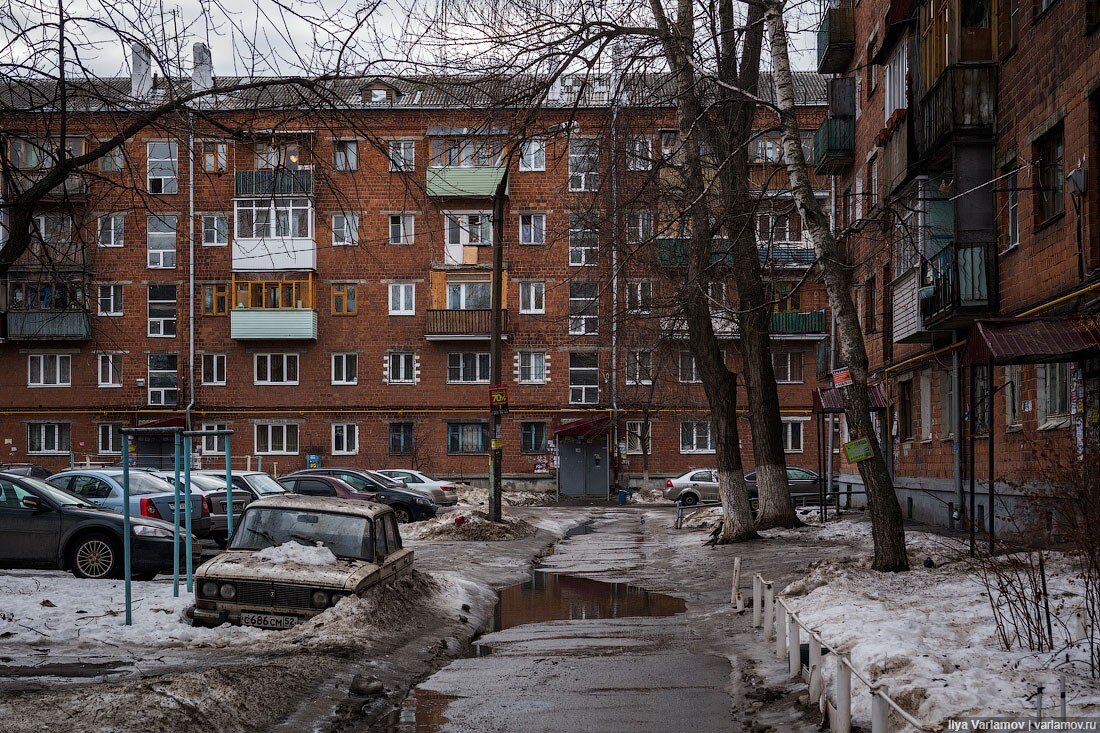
197,551,378,589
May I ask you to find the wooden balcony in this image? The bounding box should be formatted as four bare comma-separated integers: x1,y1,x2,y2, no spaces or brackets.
816,6,855,74
813,117,855,175
920,241,995,330
916,64,997,160
880,113,915,195
425,309,509,340
234,169,313,197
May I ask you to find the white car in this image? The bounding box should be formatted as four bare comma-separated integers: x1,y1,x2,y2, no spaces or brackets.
376,469,461,507
663,469,719,505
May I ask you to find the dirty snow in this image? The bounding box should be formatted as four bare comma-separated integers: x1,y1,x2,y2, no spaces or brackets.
628,487,673,505
402,510,538,541
457,486,556,507
254,540,338,566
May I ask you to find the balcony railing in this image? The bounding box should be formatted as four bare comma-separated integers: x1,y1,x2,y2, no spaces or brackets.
660,310,825,340
5,310,91,340
425,309,509,340
920,242,994,330
880,114,914,195
813,117,855,175
816,6,855,74
772,309,826,334
234,169,313,197
916,64,997,160
6,170,88,200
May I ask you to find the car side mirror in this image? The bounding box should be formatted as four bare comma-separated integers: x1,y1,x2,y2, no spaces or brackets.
21,495,48,512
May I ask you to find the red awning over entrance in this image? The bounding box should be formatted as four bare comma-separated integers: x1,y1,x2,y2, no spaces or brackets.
963,316,1100,366
812,383,888,414
137,415,185,429
554,415,611,438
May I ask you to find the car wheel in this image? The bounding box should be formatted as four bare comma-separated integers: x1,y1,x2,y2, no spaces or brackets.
392,505,412,523
70,534,121,579
680,493,699,507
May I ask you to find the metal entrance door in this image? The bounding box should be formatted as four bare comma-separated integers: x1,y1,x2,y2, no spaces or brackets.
558,437,609,497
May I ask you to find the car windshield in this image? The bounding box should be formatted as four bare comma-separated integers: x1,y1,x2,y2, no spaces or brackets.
366,471,403,488
100,472,172,495
336,473,376,492
230,507,373,561
246,474,286,495
17,476,94,507
187,474,229,492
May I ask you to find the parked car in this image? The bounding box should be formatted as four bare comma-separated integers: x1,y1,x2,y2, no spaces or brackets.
277,474,378,502
196,470,287,502
0,472,201,580
0,463,53,480
185,494,413,628
663,466,825,505
376,469,461,507
744,467,823,500
46,469,212,537
147,471,252,548
285,468,436,523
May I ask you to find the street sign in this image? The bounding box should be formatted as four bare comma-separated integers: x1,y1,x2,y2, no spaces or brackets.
306,453,321,469
491,438,503,450
489,385,509,415
832,367,853,388
843,437,874,463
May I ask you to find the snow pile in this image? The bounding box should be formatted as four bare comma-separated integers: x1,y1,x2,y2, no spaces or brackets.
402,511,538,541
680,506,723,529
628,487,673,505
253,540,337,566
457,486,556,507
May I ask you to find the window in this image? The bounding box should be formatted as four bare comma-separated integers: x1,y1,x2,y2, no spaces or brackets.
447,423,489,454
1006,166,1020,250
388,351,416,384
770,280,801,312
920,370,933,441
202,141,227,172
98,214,124,247
203,284,228,316
754,133,782,163
868,157,880,209
194,215,226,248
972,366,991,434
147,284,177,337
255,423,299,454
626,350,653,385
659,130,680,159
447,280,490,310
254,143,299,170
147,353,178,405
100,146,123,172
98,353,122,387
680,421,714,453
519,139,546,171
520,213,546,244
389,214,414,245
334,140,358,171
445,213,492,250
97,423,123,455
627,136,653,170
519,281,545,314
332,283,357,315
200,423,228,454
28,353,71,387
332,214,359,246
940,369,956,438
569,352,598,404
568,281,599,335
332,353,358,385
1004,364,1023,427
625,420,651,454
448,352,490,383
568,139,600,191
1036,127,1065,223
772,350,804,383
781,420,805,453
28,423,70,454
521,422,548,453
254,353,299,385
626,211,653,242
388,140,415,171
568,214,599,265
332,423,358,455
29,213,72,251
430,138,501,168
389,283,415,315
1037,362,1071,425
679,351,700,383
234,198,312,239
202,353,226,385
627,280,652,313
898,378,914,440
518,351,546,384
147,141,178,194
864,275,877,333
147,214,177,268
884,40,908,118
98,284,123,316
389,422,414,455
708,281,727,306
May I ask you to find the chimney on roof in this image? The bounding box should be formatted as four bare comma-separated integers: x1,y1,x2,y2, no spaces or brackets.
192,42,213,94
131,43,153,99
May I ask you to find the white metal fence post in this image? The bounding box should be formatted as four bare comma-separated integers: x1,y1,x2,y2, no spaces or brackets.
764,583,774,639
871,686,888,733
836,655,852,733
752,575,762,628
788,615,801,678
776,604,787,659
809,633,821,684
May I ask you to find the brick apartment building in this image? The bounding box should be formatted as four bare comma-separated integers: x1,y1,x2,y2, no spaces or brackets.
814,0,1100,529
0,49,834,495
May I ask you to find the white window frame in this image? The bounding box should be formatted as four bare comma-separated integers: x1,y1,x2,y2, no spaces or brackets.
568,281,599,335
254,353,300,386
919,370,933,441
519,139,546,171
200,423,228,455
446,280,491,310
568,352,599,405
884,39,908,119
680,421,715,454
568,139,600,191
626,211,653,243
1037,362,1072,428
147,284,177,338
519,213,546,245
28,353,71,387
518,351,547,384
332,213,359,246
147,214,177,269
626,350,653,386
387,351,416,384
332,352,358,385
332,423,359,455
233,198,313,240
97,423,123,455
147,354,178,406
568,215,599,266
625,420,652,454
201,353,226,386
389,283,416,315
781,418,807,453
1006,168,1020,251
255,423,300,455
447,352,491,383
202,214,228,246
772,349,804,384
98,213,124,247
389,213,414,245
147,141,178,194
98,284,123,316
444,212,492,247
679,351,700,383
627,280,652,313
627,136,653,171
519,281,545,314
939,368,957,438
334,139,359,171
98,352,123,387
388,140,415,172
27,422,70,455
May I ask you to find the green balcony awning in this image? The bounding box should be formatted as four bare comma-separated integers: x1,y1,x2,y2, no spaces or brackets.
426,167,507,198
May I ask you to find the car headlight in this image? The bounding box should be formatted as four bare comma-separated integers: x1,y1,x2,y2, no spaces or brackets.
218,583,237,601
133,525,172,539
414,497,434,506
201,581,219,599
311,590,330,608
330,592,348,605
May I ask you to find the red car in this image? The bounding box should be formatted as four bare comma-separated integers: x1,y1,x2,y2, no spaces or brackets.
276,474,378,502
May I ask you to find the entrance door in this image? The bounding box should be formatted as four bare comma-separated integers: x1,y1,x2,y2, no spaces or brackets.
134,436,174,469
557,437,609,497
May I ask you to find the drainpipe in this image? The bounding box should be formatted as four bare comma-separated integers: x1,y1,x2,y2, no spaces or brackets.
826,173,838,494
185,113,195,432
952,343,963,528
609,58,621,489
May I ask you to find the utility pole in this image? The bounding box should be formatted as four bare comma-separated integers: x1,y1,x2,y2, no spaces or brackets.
489,169,509,523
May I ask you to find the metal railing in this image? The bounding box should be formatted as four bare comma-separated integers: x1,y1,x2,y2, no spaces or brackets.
234,169,314,196
921,242,993,326
772,309,826,334
813,117,855,175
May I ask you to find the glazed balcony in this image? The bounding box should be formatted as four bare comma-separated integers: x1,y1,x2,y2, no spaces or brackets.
425,309,509,341
916,64,997,160
229,274,318,340
920,242,995,330
816,5,855,74
6,170,87,200
813,117,855,175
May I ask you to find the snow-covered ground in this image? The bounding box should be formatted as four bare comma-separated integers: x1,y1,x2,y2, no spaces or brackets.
456,486,556,507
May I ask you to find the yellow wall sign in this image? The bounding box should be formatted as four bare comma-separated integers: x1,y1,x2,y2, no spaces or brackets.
843,437,874,463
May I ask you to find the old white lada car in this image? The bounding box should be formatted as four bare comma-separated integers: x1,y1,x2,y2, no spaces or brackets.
186,494,413,629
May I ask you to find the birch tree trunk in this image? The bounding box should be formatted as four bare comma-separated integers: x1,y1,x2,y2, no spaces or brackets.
764,0,909,571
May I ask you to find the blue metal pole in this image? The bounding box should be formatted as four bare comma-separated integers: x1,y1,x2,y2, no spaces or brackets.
172,432,181,597
121,435,132,626
224,434,234,544
183,435,194,592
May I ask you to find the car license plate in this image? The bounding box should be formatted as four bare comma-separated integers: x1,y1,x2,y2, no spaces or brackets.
240,612,299,629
